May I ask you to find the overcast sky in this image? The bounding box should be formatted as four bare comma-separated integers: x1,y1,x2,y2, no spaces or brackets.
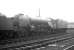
0,0,74,22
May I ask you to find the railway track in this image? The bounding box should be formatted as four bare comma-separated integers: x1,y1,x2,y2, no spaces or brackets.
0,33,73,50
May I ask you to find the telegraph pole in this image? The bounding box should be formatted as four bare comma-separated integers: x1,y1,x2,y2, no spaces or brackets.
37,8,41,17
39,8,40,17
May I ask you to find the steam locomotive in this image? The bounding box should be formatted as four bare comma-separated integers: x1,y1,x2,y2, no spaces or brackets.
0,15,67,45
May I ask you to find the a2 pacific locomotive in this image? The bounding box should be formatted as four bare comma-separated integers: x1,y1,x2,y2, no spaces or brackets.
0,15,67,44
